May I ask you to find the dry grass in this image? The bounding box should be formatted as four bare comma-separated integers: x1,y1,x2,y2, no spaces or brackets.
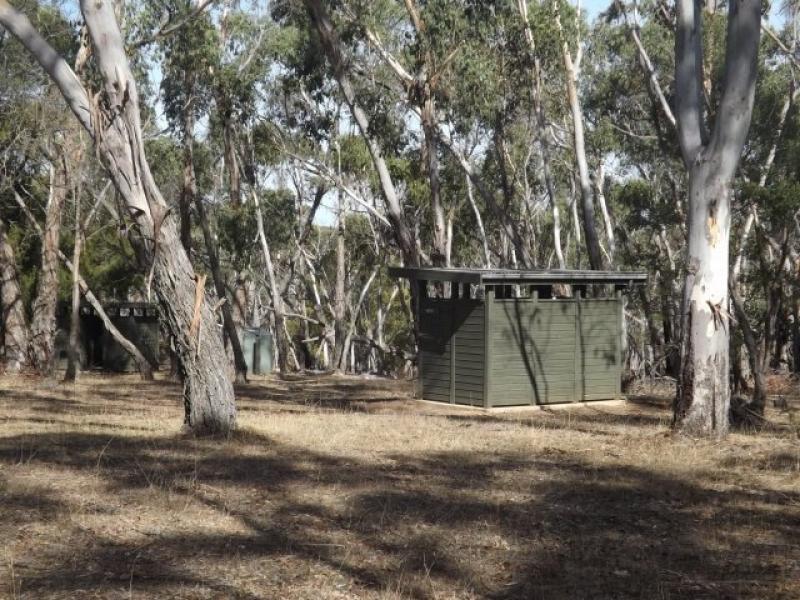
1,373,799,599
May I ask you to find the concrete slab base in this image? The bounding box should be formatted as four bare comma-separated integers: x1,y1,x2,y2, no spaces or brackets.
414,397,628,412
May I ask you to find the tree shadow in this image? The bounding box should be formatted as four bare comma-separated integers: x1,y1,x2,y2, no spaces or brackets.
233,375,414,413
2,426,799,598
1,377,799,598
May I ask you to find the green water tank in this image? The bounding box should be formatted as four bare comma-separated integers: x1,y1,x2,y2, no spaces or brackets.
239,328,273,375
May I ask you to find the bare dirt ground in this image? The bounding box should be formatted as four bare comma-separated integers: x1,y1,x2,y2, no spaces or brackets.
1,373,799,599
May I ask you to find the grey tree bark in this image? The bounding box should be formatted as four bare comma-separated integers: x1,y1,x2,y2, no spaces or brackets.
0,217,29,372
0,0,236,433
673,0,761,436
64,163,83,382
29,155,66,375
184,107,249,383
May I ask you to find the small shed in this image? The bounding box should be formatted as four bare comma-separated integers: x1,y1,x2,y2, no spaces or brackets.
56,302,160,371
390,267,647,407
101,302,160,371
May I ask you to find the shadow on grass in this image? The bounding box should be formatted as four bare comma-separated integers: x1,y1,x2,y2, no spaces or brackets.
233,374,414,413
1,376,799,598
2,429,799,598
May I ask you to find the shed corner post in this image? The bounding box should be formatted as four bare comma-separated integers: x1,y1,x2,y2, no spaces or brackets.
483,285,493,409
530,288,539,406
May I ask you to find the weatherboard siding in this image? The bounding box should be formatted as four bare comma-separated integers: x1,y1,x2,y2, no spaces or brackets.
453,301,485,406
486,296,621,405
419,297,486,406
418,292,622,407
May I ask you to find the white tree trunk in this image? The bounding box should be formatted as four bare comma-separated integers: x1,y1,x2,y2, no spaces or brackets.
674,161,731,433
595,161,616,264
673,0,761,435
517,0,566,269
555,3,604,270
465,175,491,268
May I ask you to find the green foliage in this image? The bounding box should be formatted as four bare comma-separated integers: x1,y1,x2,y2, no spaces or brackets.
81,227,144,301
216,189,295,271
741,180,800,225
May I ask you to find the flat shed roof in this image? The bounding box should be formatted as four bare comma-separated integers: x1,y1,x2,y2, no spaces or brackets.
389,267,648,286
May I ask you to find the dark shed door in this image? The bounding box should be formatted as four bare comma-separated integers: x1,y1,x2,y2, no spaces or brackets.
419,301,453,403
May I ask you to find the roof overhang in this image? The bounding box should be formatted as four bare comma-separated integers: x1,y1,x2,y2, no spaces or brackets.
388,267,648,286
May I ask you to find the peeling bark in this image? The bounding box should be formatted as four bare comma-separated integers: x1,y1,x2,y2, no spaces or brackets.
185,107,248,383
29,156,67,376
0,0,236,433
673,0,761,436
0,217,29,372
673,161,731,434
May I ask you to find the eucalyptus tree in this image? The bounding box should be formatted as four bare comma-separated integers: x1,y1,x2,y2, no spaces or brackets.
672,0,761,435
517,0,566,268
584,1,684,373
0,217,28,371
0,0,77,375
0,0,236,434
154,0,251,382
553,0,605,270
28,139,80,376
300,0,419,267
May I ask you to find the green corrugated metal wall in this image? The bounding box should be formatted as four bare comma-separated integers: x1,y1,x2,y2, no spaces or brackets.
488,296,577,405
453,300,485,406
486,294,620,405
418,289,622,406
576,300,622,401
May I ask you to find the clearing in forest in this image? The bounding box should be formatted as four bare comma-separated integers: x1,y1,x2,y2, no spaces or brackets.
1,374,799,599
